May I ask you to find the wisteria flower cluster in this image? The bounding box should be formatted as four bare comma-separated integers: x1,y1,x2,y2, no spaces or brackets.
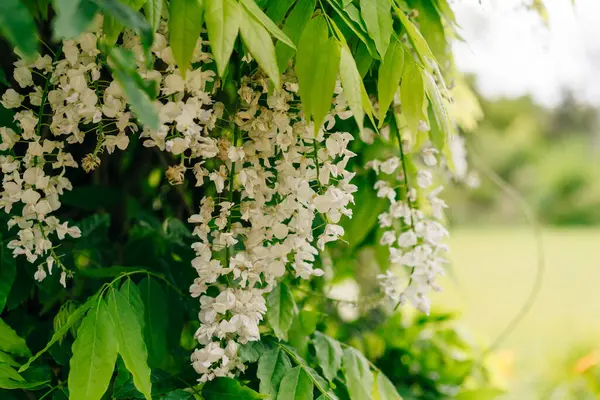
0,20,455,384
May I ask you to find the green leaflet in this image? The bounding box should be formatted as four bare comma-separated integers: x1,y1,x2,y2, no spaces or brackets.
359,0,392,58
240,0,295,49
107,287,152,400
0,0,38,60
0,351,19,368
372,371,402,400
413,1,447,67
205,0,241,77
296,16,341,135
277,366,313,400
109,47,160,129
423,68,452,151
138,277,169,370
277,343,331,398
265,0,295,25
143,0,163,33
325,0,378,59
95,0,153,49
239,5,281,88
238,341,268,363
0,362,49,390
120,279,145,330
313,332,343,382
343,347,374,400
169,0,204,77
257,347,292,398
339,44,365,133
400,56,426,136
377,39,405,124
0,319,31,358
68,300,118,400
202,377,266,399
391,1,436,69
0,234,16,313
52,0,99,40
20,297,94,372
275,0,316,73
266,282,297,341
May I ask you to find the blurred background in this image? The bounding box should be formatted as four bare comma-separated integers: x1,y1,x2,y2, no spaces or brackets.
435,0,600,397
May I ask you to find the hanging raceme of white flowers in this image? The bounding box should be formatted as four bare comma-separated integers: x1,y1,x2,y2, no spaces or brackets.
0,14,461,382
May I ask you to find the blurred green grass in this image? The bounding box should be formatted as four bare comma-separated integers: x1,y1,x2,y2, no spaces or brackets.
433,227,600,394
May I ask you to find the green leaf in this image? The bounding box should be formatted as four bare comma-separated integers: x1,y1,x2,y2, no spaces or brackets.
342,347,374,400
109,47,160,130
266,0,294,25
68,301,118,400
107,287,152,400
359,0,392,57
455,388,504,400
240,0,295,49
266,282,297,341
296,16,341,134
391,2,436,68
257,347,292,398
339,44,364,133
325,0,378,59
169,0,204,77
19,296,98,372
0,351,19,368
52,0,99,39
94,0,153,49
239,5,280,87
0,234,16,314
202,377,266,399
423,69,452,150
143,0,163,32
400,56,426,136
0,363,49,390
238,341,268,363
377,39,404,123
138,277,169,370
0,319,30,358
372,372,401,400
276,343,331,397
354,41,373,78
205,0,241,77
0,0,38,60
161,390,194,399
277,366,313,400
120,279,145,330
313,332,343,382
275,0,315,73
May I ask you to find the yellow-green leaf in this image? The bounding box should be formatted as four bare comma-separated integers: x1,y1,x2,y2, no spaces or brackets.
359,0,392,57
107,287,152,400
239,5,280,87
400,56,426,136
372,371,402,400
240,0,295,49
68,301,118,400
339,44,365,133
313,332,343,382
377,39,404,124
205,0,241,77
275,0,316,72
296,16,341,134
423,68,452,151
390,1,437,68
169,0,204,77
143,0,163,32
